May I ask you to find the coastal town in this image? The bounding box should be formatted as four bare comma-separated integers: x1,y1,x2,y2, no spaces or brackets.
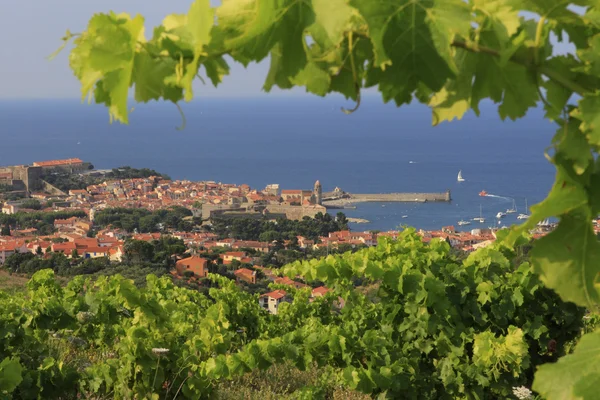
0,158,585,313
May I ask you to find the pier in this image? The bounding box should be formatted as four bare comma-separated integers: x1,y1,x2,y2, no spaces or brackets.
322,190,451,207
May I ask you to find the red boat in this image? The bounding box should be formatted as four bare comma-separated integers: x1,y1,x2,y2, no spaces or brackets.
479,190,488,197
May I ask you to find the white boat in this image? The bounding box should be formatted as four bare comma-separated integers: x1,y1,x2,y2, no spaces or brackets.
517,198,530,220
506,199,517,214
496,212,506,219
473,204,485,223
457,170,465,182
458,220,471,226
401,215,408,218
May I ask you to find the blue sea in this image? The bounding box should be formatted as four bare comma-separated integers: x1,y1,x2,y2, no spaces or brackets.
0,96,557,232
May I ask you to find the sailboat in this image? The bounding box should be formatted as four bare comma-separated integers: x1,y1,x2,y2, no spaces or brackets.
506,199,517,214
457,170,465,182
473,205,485,223
517,198,530,220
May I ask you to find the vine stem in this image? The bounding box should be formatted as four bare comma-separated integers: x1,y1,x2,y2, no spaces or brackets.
534,17,547,66
341,31,361,115
152,357,161,393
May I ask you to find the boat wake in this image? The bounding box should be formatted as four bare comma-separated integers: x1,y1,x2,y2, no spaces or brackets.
484,194,513,201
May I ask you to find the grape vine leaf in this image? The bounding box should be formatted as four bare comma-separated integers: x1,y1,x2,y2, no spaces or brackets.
578,92,600,148
578,34,600,77
504,165,589,245
157,0,214,101
530,211,600,309
533,330,600,400
552,117,593,175
542,56,578,121
0,357,23,393
70,13,144,123
351,0,470,105
289,0,359,97
180,0,214,101
215,0,314,91
132,53,182,103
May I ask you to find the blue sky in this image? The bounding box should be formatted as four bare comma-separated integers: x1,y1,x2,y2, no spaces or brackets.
0,0,275,99
0,1,574,99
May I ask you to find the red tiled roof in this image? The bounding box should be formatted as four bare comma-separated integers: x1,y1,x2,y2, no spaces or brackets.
312,286,331,296
261,289,287,300
33,158,83,167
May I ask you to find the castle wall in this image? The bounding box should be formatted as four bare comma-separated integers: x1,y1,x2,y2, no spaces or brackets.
0,166,43,192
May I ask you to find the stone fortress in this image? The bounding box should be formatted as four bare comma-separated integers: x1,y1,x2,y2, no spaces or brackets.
0,158,91,197
202,180,327,221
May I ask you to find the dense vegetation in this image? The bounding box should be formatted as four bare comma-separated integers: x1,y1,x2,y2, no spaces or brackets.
1,236,187,287
211,212,349,242
0,232,586,398
41,166,170,192
0,210,87,235
93,206,195,232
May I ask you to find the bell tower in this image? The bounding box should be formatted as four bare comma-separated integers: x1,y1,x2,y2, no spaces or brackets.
314,180,322,205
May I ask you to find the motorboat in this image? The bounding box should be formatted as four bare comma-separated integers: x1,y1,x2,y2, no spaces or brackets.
479,190,488,197
496,212,506,219
458,220,471,226
517,198,530,220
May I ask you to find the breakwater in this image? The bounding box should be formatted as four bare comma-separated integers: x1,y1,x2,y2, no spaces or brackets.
323,190,451,207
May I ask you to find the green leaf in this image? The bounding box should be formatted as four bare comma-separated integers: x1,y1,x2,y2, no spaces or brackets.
0,357,23,393
352,0,470,105
578,34,600,77
542,56,578,121
216,0,314,91
70,12,144,123
350,0,469,69
531,211,600,309
181,0,214,101
552,117,593,175
505,164,589,244
533,330,600,400
579,91,600,149
132,52,183,103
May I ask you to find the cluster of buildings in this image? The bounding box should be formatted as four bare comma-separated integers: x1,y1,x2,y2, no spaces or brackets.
1,158,592,314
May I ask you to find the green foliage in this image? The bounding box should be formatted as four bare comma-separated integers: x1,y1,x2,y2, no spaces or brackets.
94,206,193,232
0,224,10,236
41,165,170,192
211,212,348,242
0,209,86,235
0,233,586,398
20,199,42,210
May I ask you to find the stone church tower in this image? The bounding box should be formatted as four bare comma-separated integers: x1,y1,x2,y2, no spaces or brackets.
314,180,322,205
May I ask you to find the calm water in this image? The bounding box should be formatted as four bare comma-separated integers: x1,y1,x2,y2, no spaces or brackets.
0,96,557,231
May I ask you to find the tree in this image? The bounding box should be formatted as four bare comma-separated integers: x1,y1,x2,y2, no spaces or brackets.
71,249,79,259
1,224,10,236
336,212,348,230
61,2,600,398
123,239,155,265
